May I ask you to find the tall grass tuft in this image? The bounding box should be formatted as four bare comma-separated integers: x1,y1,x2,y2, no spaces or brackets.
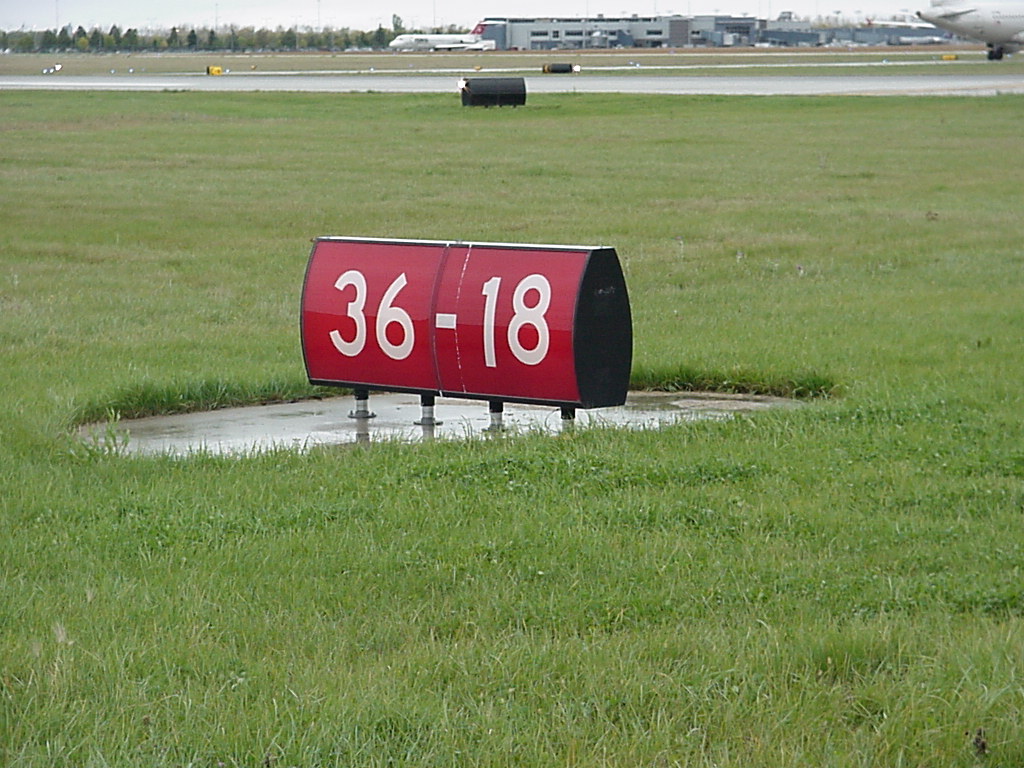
71,377,330,425
630,363,838,398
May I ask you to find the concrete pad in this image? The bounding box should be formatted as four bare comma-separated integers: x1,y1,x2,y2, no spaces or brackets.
78,391,798,457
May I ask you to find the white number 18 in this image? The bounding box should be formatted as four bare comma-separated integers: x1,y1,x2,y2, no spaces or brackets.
481,273,551,367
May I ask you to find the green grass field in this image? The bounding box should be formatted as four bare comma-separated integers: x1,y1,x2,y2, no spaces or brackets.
2,88,1023,766
1,47,1016,77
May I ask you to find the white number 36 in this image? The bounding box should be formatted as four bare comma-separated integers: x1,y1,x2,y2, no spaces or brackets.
330,271,414,361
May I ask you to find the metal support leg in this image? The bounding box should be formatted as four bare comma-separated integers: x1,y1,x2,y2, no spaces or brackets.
348,389,376,419
560,406,576,432
485,400,504,432
414,394,442,427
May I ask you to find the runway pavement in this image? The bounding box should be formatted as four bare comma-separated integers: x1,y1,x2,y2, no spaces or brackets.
2,70,1023,96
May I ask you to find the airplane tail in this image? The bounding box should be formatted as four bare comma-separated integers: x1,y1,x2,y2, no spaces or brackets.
470,21,487,35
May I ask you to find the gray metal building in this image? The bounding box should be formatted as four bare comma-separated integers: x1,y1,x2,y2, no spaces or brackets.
478,14,954,50
480,16,691,50
686,15,762,46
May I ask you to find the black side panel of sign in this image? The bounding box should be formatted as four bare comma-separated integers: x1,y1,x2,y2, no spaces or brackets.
573,248,633,408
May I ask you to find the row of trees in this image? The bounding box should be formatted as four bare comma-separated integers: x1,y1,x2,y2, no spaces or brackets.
0,18,464,53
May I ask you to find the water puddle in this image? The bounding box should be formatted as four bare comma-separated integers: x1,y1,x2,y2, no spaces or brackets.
78,391,798,457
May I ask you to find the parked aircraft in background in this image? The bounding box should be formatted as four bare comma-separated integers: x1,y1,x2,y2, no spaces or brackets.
917,0,1024,58
389,23,496,51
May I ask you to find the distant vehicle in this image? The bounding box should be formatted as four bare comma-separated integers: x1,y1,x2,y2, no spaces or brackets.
389,23,496,51
917,0,1024,58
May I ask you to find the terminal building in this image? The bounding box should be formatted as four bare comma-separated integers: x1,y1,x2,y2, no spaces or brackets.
479,16,692,49
477,14,950,50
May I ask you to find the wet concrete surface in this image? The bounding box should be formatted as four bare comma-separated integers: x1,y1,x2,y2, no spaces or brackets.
78,391,799,457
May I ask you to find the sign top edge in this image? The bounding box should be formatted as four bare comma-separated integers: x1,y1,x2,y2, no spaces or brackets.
314,236,609,252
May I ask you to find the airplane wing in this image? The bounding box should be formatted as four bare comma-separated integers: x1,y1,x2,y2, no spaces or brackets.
935,7,977,18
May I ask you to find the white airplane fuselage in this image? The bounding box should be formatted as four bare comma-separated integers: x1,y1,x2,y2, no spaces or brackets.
917,0,1024,57
388,31,495,51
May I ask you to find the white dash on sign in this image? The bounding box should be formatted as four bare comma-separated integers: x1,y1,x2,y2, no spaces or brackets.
435,313,458,329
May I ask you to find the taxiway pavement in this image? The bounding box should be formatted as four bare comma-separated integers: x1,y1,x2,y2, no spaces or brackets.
3,70,1023,96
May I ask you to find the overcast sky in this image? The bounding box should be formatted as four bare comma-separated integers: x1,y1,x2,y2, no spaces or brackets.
0,0,930,33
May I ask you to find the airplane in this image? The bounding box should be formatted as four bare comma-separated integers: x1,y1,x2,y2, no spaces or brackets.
388,22,497,51
917,0,1024,58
